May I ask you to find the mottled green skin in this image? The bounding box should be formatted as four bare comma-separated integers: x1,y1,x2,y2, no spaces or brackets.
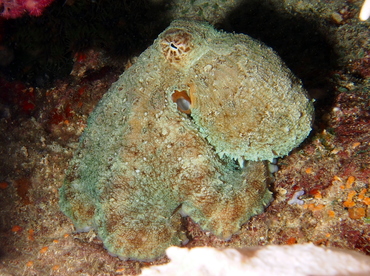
59,20,313,261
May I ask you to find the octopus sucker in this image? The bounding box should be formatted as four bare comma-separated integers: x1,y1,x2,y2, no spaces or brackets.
59,20,314,261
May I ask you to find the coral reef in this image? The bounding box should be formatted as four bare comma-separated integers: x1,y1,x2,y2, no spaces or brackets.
59,19,313,261
0,0,369,275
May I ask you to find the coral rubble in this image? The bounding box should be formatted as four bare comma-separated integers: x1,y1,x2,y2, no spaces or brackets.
140,244,370,276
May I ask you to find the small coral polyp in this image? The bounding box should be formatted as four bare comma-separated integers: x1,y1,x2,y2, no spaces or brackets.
160,29,193,63
59,20,313,261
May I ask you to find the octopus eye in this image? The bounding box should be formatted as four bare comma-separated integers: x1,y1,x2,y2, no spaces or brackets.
160,29,193,63
172,90,191,114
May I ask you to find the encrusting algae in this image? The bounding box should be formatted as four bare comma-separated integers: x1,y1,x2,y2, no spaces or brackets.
59,20,314,261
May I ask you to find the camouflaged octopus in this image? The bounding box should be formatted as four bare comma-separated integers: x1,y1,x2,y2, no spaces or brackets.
59,20,314,261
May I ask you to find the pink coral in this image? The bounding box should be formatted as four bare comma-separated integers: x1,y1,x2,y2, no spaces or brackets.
0,0,54,19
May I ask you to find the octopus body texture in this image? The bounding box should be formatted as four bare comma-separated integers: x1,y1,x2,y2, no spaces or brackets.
59,20,314,261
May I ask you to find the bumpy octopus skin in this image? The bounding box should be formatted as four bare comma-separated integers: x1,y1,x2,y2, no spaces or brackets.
59,20,313,261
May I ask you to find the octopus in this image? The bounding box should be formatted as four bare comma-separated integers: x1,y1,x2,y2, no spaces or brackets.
59,20,314,261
